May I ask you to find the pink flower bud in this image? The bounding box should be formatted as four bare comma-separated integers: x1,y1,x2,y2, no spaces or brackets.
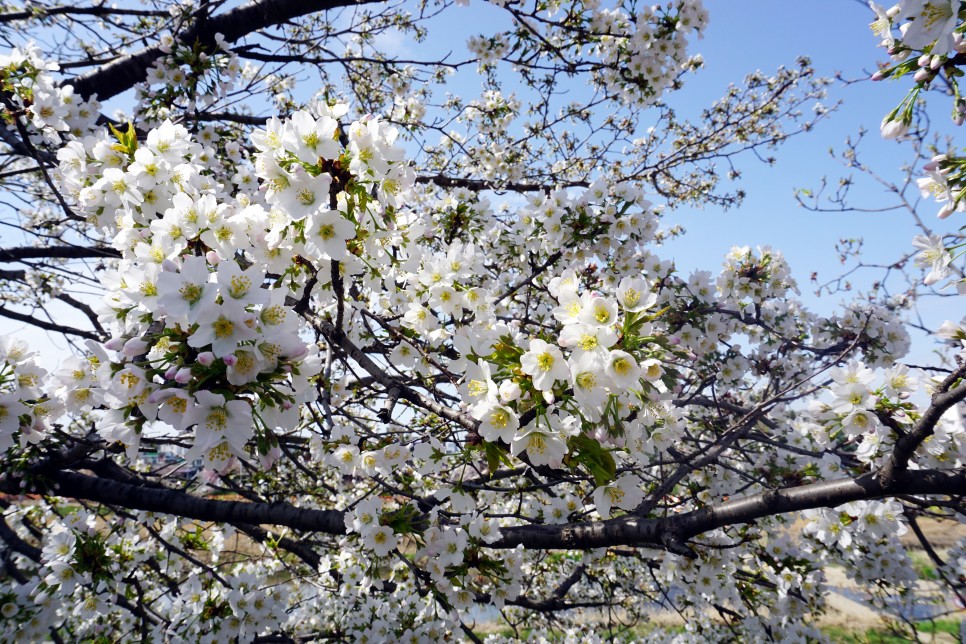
164,365,178,379
282,400,294,410
914,68,932,83
197,352,215,366
174,367,192,384
222,353,237,367
122,338,149,357
918,54,931,68
287,343,309,360
871,70,887,81
104,337,126,351
206,250,220,265
931,55,943,70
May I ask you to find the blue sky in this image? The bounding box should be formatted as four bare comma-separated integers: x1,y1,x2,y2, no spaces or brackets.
656,0,962,363
663,0,930,282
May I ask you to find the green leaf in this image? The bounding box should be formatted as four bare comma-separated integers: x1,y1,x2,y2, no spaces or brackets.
483,440,513,473
108,121,138,156
569,434,616,486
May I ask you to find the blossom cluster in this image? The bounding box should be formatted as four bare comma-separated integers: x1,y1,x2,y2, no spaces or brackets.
0,43,100,144
0,338,60,453
465,0,707,107
870,1,966,134
868,3,966,288
47,90,418,470
0,25,962,641
802,499,919,589
135,31,245,125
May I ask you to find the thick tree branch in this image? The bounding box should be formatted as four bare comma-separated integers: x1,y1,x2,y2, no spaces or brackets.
492,468,966,552
0,245,120,262
1,469,347,536
0,5,168,23
878,361,966,488
7,462,962,558
68,0,387,101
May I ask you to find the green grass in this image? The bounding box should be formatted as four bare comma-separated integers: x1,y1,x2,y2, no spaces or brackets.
908,551,940,582
821,619,961,643
474,620,963,642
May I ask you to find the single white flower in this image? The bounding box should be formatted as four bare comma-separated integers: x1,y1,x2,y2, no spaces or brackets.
898,0,960,52
510,425,567,468
520,338,569,392
605,349,641,390
363,525,398,557
912,234,954,285
593,474,644,518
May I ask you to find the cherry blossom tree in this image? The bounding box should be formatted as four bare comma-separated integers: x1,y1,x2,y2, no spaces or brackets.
0,0,963,641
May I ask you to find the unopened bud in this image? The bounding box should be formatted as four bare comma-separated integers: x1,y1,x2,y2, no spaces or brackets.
914,68,932,83
174,367,192,384
287,343,309,360
197,351,215,366
930,55,943,70
104,337,125,352
223,353,238,367
918,54,931,68
206,250,220,265
499,380,521,403
871,69,888,81
163,365,178,379
122,338,149,357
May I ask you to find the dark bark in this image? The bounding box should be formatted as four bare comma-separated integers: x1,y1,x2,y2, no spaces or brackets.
878,362,966,487
491,468,966,552
0,245,120,262
16,469,348,535
6,462,962,556
68,0,387,101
